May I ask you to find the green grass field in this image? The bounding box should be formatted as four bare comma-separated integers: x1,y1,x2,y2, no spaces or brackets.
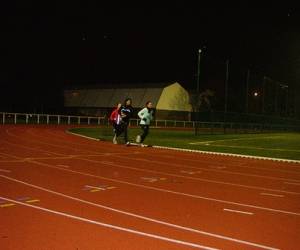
69,127,300,161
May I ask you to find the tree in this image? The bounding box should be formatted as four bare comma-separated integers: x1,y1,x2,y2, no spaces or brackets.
190,89,214,112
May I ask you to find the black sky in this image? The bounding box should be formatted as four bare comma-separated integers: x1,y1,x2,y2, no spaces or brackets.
1,3,299,114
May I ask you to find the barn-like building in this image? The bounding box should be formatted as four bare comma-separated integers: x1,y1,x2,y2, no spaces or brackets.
64,82,192,120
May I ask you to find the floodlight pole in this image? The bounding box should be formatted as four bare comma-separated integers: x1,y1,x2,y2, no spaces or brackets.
245,69,250,113
224,59,229,114
279,83,289,116
285,86,289,116
262,76,266,114
196,49,202,93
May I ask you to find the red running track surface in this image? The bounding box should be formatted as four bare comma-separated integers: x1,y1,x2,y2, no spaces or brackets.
1,125,300,250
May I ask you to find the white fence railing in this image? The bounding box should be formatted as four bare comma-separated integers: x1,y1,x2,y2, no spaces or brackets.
0,112,105,125
1,112,299,133
0,112,196,128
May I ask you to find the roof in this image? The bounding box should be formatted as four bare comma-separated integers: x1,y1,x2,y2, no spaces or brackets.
64,87,166,108
64,82,173,91
64,82,192,111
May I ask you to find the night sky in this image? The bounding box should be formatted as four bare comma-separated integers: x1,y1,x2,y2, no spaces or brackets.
1,3,299,115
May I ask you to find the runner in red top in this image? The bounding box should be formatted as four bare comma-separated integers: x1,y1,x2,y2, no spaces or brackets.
109,103,122,144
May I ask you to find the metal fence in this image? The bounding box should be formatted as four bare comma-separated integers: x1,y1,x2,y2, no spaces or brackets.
1,112,299,134
0,112,197,127
194,121,300,135
0,112,105,126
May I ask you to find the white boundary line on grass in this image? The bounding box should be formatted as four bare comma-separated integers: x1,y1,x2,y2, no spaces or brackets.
189,136,284,145
152,145,300,164
66,129,300,164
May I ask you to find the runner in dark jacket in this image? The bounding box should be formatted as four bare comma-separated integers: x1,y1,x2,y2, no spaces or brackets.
118,98,133,145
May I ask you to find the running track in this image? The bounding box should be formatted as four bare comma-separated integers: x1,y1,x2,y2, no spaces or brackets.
1,125,300,250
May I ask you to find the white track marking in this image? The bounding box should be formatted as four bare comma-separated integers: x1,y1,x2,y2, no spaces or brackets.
115,155,300,183
10,160,300,217
66,128,299,163
83,157,300,195
56,164,70,168
25,129,103,155
180,170,202,175
0,138,139,162
85,185,106,190
1,138,64,157
0,160,23,163
36,130,300,178
5,128,115,158
2,132,297,180
0,196,218,250
157,154,300,175
1,142,299,212
0,152,23,160
260,193,285,198
209,166,227,170
101,161,115,165
0,169,11,173
141,177,159,183
6,128,93,155
7,127,300,164
66,130,100,141
285,182,300,186
0,175,280,250
44,130,300,173
223,208,254,215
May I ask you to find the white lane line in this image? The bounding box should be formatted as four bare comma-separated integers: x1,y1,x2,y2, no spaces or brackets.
24,161,300,217
1,139,64,157
260,193,285,198
0,196,218,250
66,130,100,141
119,154,300,184
285,182,300,186
141,177,159,183
101,161,115,165
223,209,254,216
0,160,24,163
180,170,202,175
86,157,300,195
0,152,22,160
56,165,70,168
209,166,227,170
0,174,280,250
85,185,106,190
0,169,11,173
26,129,141,157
